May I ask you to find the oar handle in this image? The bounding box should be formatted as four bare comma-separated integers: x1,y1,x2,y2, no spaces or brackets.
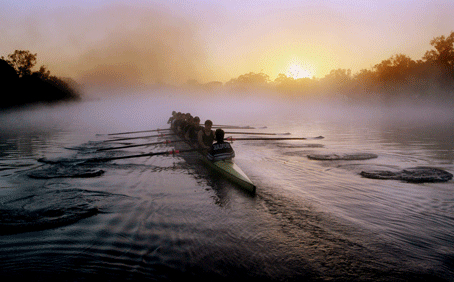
103,133,175,143
213,125,267,129
225,136,323,141
103,128,172,136
224,131,290,135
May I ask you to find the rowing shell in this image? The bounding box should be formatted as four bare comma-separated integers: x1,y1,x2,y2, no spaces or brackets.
172,129,256,194
198,155,256,194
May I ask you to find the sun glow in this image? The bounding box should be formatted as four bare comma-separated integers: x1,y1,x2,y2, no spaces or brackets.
286,61,315,79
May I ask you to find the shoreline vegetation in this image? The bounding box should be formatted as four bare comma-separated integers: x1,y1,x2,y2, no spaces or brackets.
185,32,454,104
0,50,81,109
1,32,453,108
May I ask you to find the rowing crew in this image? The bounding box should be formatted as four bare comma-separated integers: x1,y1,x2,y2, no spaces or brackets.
168,111,235,162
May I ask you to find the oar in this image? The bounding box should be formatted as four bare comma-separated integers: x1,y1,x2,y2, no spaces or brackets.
225,136,324,141
213,125,267,129
96,140,185,151
85,148,200,163
97,128,171,136
224,131,290,136
103,133,176,143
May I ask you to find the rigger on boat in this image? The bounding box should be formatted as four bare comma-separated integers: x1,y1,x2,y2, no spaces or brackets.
169,112,256,194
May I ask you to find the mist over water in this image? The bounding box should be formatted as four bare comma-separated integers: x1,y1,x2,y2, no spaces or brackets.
1,90,453,281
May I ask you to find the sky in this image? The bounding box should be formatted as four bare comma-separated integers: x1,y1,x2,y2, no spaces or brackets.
1,0,454,89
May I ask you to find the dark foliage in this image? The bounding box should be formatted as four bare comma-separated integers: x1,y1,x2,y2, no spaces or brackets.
0,51,81,109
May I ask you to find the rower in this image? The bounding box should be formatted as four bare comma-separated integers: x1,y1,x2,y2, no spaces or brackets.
184,116,202,145
171,112,183,130
207,129,235,161
167,111,177,125
197,119,215,150
176,113,192,135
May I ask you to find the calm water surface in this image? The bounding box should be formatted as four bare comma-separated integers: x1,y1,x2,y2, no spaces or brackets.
1,95,453,281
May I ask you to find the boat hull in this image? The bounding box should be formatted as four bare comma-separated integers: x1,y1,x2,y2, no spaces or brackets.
172,129,256,194
199,156,256,194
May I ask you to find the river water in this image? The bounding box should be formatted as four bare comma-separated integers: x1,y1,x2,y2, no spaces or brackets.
1,93,453,281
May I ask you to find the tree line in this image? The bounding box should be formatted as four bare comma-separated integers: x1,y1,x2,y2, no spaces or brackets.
0,50,81,109
3,32,452,106
188,32,454,103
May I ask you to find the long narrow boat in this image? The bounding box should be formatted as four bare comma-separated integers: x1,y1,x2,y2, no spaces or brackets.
172,129,256,194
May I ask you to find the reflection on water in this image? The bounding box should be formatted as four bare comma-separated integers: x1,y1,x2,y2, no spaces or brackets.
0,96,453,281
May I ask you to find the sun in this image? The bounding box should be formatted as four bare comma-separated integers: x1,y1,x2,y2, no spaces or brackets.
286,61,314,79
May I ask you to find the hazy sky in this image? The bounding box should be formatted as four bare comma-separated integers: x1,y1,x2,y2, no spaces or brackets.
1,0,453,88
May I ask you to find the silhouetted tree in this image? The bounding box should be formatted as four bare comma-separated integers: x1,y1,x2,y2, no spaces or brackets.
0,59,20,107
274,73,296,91
373,54,416,88
350,69,377,98
226,72,270,91
274,74,316,95
228,72,270,85
354,69,376,84
319,69,352,94
1,50,38,78
1,50,80,108
180,32,454,102
423,31,454,67
0,59,18,82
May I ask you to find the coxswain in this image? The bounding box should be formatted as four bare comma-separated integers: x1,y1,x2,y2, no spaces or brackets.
207,129,235,161
197,119,215,150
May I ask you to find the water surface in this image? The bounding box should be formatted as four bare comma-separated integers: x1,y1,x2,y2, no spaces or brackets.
1,95,453,281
